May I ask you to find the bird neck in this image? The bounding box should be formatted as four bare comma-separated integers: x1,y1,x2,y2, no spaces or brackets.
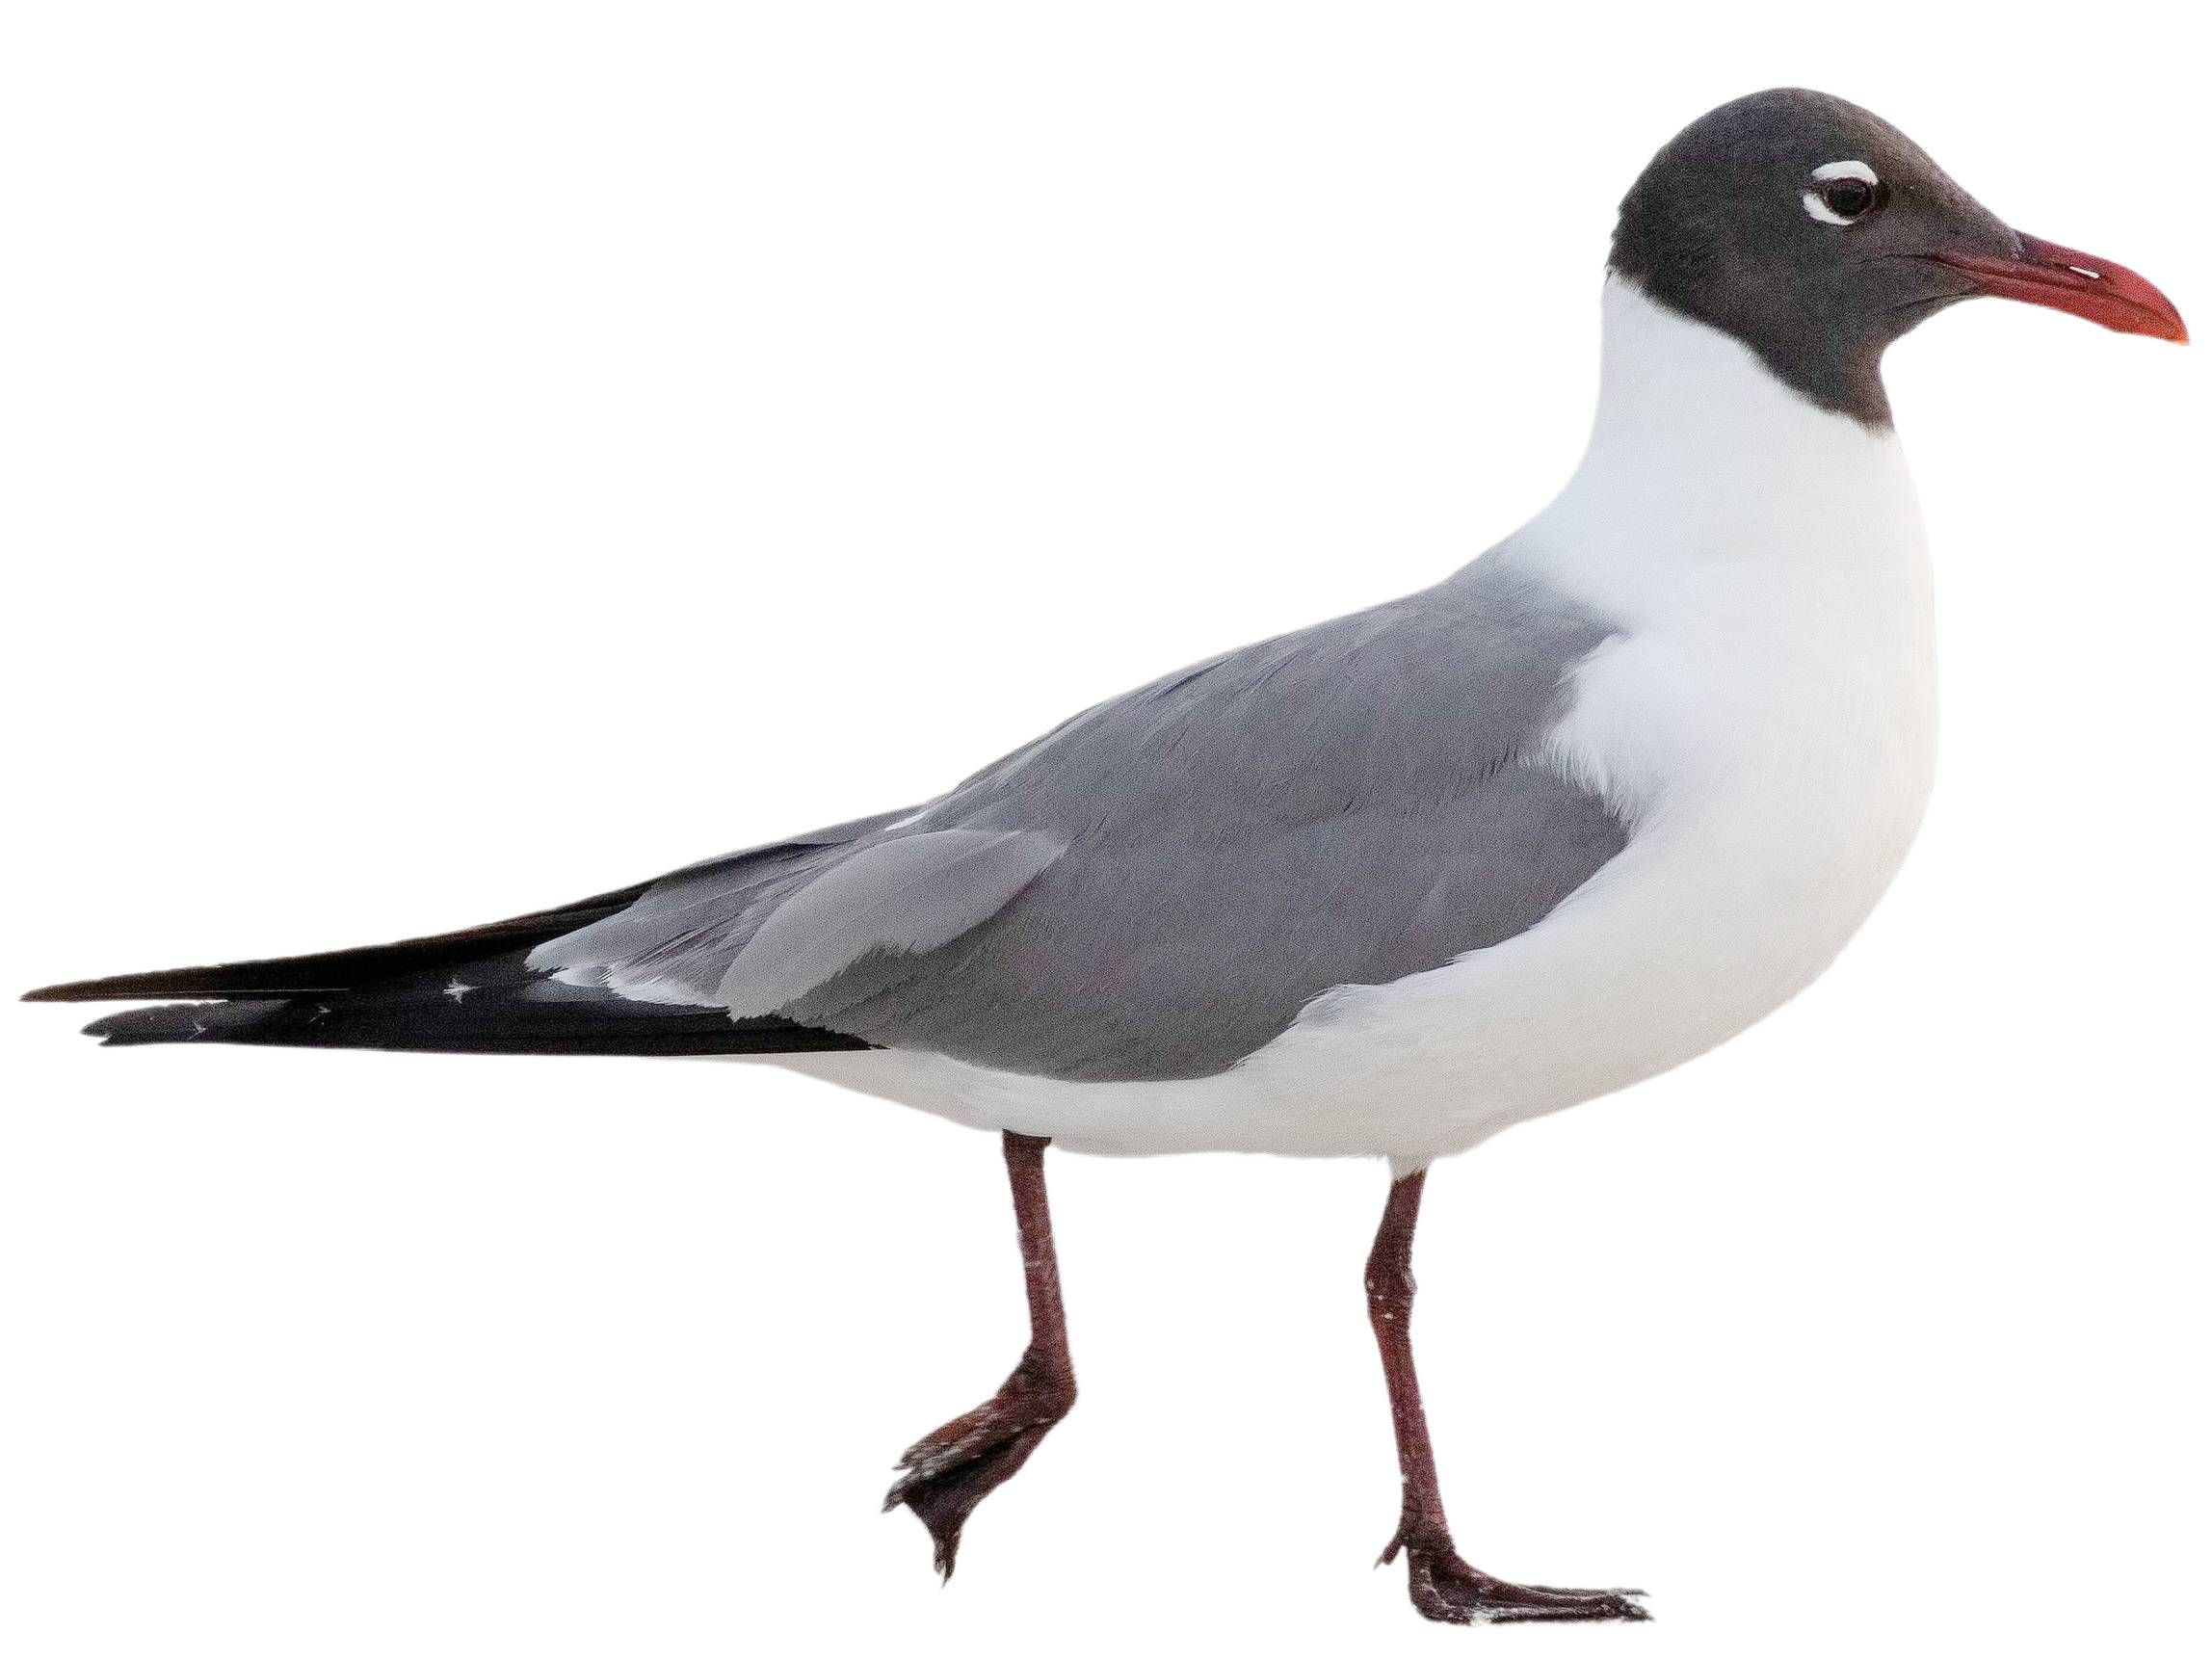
1481,276,1928,614
1544,277,1915,535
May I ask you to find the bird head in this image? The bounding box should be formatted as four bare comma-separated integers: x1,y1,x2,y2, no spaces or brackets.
1608,89,2186,424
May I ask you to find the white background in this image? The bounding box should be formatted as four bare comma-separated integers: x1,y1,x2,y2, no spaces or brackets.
4,4,2206,1654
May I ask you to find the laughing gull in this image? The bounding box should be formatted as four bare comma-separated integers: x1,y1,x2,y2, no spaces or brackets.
27,89,2186,1624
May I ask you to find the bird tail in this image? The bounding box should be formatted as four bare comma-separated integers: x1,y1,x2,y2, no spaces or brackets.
25,885,871,1059
67,976,866,1057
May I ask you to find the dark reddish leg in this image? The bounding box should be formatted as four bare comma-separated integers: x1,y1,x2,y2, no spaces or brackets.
1368,1168,1648,1624
885,1131,1076,1578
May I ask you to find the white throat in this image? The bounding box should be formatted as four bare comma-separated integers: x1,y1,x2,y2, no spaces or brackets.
1542,276,1909,555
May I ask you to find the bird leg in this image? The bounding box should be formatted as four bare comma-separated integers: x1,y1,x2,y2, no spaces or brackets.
885,1130,1076,1578
1367,1168,1648,1624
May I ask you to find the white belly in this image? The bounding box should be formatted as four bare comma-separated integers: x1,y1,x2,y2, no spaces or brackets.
768,284,1942,1167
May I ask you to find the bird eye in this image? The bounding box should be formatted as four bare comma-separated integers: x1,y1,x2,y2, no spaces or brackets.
1803,160,1883,225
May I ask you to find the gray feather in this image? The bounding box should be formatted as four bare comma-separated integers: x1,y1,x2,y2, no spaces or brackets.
524,807,914,1004
720,830,1065,1015
531,552,1628,1079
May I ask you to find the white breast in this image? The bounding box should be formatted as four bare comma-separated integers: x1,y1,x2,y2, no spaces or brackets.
768,283,1940,1167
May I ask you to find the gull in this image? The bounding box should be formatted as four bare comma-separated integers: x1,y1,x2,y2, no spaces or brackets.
25,90,2185,1624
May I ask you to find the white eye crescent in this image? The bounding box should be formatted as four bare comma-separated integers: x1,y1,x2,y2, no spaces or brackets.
1804,159,1881,225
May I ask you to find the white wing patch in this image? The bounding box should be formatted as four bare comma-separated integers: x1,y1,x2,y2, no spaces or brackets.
718,829,1065,1017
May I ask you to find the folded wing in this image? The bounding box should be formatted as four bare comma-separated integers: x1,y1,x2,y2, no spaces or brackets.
533,555,1631,1081
37,556,1629,1076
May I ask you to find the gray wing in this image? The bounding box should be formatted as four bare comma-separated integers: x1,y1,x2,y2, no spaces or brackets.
530,555,1627,1080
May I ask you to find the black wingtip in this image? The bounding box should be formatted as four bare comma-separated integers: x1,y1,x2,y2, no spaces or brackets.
77,1000,279,1046
24,972,234,1004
